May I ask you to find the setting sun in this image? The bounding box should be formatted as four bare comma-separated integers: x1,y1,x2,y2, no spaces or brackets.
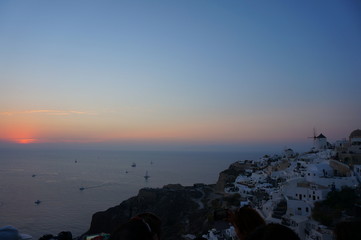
0,117,39,144
16,138,37,144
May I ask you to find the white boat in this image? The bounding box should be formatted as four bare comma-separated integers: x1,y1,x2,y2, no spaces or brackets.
144,171,150,180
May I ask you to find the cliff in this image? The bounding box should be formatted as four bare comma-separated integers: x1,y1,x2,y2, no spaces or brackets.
84,184,219,240
84,162,244,240
215,161,253,192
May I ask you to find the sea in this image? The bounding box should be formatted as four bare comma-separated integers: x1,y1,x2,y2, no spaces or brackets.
0,149,266,239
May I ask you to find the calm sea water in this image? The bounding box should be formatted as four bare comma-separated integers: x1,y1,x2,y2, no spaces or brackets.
0,149,264,239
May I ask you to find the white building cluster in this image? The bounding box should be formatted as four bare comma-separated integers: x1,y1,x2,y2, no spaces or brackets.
200,129,361,240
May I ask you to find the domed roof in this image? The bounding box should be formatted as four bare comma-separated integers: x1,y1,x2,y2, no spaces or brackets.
349,129,361,139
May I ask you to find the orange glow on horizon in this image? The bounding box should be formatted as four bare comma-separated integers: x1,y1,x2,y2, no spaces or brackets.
1,117,39,144
0,108,312,145
16,138,37,144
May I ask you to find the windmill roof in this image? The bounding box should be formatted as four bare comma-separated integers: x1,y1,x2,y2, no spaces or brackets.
316,134,326,138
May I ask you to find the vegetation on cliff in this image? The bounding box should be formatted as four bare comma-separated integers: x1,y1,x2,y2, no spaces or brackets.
312,187,361,226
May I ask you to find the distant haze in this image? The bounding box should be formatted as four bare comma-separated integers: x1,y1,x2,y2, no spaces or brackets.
1,1,360,151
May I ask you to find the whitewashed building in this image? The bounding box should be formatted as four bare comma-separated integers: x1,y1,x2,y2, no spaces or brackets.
283,179,329,203
286,199,312,217
305,161,334,181
349,129,361,154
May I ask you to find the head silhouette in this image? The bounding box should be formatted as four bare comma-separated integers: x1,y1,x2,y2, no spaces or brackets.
229,206,266,240
110,212,161,240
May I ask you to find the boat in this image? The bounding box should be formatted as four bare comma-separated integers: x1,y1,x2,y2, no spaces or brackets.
131,163,136,167
32,174,36,177
144,171,150,180
79,187,85,191
34,200,41,205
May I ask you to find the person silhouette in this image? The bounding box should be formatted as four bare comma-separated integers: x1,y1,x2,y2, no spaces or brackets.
110,212,161,240
227,206,266,240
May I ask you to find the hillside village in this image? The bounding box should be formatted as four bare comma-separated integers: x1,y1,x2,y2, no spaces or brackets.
202,129,361,240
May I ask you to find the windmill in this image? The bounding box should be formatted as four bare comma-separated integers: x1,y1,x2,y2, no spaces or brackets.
308,128,328,149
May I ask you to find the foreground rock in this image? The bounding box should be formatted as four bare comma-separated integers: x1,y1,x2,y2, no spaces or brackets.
82,161,247,240
83,183,230,240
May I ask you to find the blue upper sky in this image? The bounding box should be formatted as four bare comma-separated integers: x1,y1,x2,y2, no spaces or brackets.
1,0,360,151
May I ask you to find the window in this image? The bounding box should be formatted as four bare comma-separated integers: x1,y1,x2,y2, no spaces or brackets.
306,207,309,212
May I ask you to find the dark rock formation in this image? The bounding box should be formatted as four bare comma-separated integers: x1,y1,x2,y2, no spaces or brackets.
83,162,252,240
84,184,221,240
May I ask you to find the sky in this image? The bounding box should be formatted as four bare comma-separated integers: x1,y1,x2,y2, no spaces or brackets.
0,0,360,152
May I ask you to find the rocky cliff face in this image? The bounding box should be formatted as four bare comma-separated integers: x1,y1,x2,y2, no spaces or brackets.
215,161,253,192
84,162,249,240
84,184,218,240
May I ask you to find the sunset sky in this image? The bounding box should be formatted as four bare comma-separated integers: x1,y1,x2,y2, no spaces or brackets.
1,1,360,151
